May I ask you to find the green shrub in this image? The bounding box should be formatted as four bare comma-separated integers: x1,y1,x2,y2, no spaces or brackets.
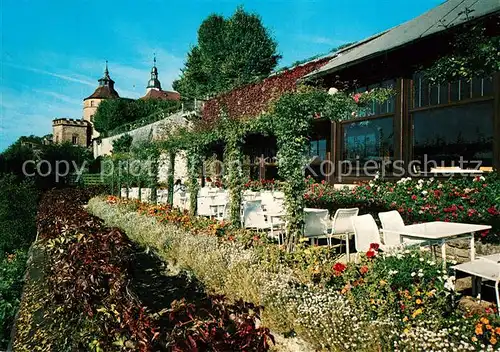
0,174,38,253
0,250,28,349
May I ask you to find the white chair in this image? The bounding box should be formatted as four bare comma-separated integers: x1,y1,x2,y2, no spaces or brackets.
303,208,330,245
328,208,359,260
351,214,383,254
242,200,267,230
197,196,213,217
378,210,425,247
452,257,500,316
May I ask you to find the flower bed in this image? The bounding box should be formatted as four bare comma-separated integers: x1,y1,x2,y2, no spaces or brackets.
88,195,500,351
304,174,500,243
13,189,270,352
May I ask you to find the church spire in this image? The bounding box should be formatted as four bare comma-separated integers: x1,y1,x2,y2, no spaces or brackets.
98,60,113,87
147,54,162,91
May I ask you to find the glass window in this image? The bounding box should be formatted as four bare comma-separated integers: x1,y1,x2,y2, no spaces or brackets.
72,135,78,145
309,139,327,160
354,80,395,117
413,74,493,108
412,101,493,167
342,117,395,164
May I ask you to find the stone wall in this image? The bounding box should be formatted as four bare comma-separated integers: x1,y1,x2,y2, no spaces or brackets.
95,111,190,181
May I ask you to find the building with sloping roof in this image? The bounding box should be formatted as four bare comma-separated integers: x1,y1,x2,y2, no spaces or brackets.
52,58,181,148
299,0,500,182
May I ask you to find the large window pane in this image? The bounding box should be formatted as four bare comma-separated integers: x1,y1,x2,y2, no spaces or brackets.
413,101,493,167
342,117,395,165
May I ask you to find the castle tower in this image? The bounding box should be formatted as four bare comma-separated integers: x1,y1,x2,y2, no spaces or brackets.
146,55,162,93
52,118,91,147
83,61,120,139
141,56,181,101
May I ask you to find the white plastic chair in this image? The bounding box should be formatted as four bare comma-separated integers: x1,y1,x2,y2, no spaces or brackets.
303,208,330,245
452,257,500,316
378,210,424,247
242,200,267,230
351,214,383,255
329,208,359,260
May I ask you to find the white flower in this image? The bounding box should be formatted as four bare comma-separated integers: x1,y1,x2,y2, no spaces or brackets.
421,190,428,196
418,272,424,277
411,272,416,277
328,87,339,95
419,258,424,262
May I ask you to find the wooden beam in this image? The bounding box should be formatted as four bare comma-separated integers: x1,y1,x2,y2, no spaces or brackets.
494,72,500,172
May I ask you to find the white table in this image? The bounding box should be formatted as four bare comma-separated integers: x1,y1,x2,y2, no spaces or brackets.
381,221,491,269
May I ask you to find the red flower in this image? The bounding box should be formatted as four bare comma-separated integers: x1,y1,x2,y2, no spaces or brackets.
481,230,489,238
333,262,347,274
411,195,417,201
487,206,498,216
366,249,376,258
434,190,442,198
369,243,380,251
353,93,362,103
360,265,369,275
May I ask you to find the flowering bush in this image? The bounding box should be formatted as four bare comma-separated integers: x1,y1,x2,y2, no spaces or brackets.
89,196,500,350
304,174,500,243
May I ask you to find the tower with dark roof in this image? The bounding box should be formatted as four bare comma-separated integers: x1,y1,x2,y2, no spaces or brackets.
142,56,181,101
146,56,162,92
83,62,120,139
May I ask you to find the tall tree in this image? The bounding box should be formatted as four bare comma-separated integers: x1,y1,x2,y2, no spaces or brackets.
173,6,281,99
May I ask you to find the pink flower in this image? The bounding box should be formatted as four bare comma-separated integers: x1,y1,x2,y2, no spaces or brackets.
411,195,417,201
353,93,362,103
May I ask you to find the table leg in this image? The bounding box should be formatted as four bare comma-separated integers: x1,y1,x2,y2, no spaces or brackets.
470,233,475,261
441,240,447,270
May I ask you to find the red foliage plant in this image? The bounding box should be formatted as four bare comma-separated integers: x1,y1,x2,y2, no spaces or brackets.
201,58,330,126
36,189,158,351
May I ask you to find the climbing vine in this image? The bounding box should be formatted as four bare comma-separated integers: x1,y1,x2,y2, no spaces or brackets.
423,23,500,83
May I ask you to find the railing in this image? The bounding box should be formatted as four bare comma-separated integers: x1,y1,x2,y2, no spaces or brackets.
104,99,205,138
69,173,107,186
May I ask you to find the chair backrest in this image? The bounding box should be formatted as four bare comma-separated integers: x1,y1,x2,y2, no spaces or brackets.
378,210,405,247
352,214,382,252
303,208,330,238
332,208,359,234
242,200,265,228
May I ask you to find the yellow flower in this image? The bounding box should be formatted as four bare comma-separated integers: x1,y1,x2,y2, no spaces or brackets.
491,336,497,345
402,316,408,322
486,324,493,331
426,290,435,297
415,298,422,305
475,324,484,335
412,308,423,318
379,280,387,286
472,336,478,342
415,290,421,296
403,328,409,334
480,317,490,325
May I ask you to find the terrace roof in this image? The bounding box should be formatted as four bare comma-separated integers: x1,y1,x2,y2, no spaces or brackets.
304,0,500,80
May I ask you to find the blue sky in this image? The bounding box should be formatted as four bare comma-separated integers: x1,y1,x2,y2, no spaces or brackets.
0,0,443,151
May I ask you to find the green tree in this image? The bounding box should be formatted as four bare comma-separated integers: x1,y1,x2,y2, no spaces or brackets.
112,134,133,154
173,6,281,98
1,137,93,189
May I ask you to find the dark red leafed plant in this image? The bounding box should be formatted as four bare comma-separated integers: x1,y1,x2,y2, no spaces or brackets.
36,188,159,351
167,296,274,351
202,58,330,126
